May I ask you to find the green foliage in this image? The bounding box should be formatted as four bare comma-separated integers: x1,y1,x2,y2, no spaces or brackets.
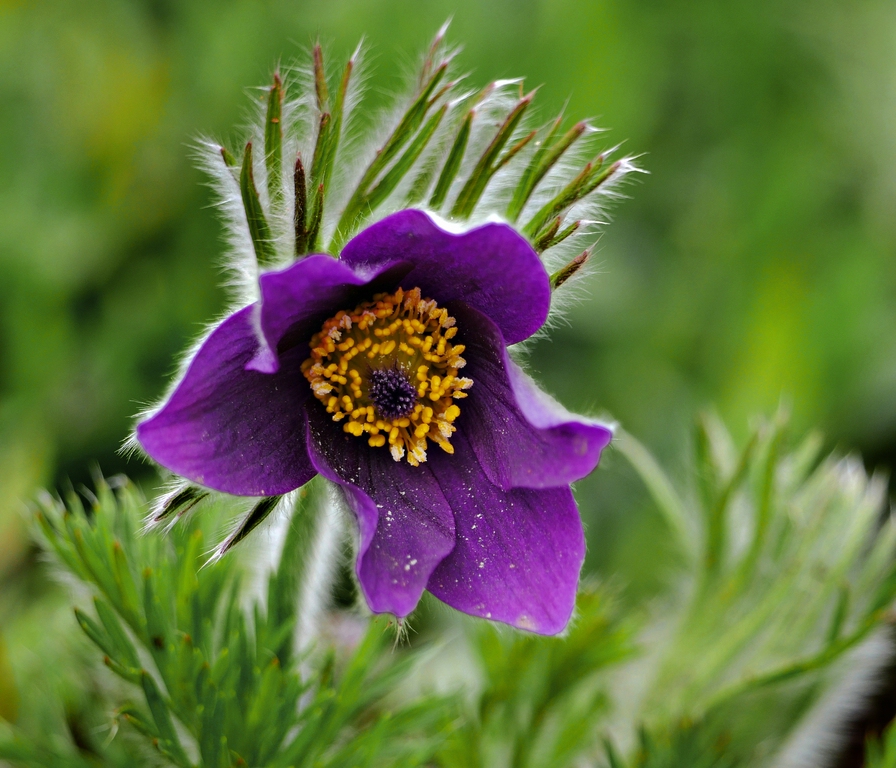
6,477,455,768
2,0,895,594
2,8,895,764
240,142,278,269
866,717,896,768
330,45,451,245
610,412,896,765
1,412,895,767
304,43,354,254
0,634,17,723
264,73,284,210
222,26,634,264
613,725,737,768
437,585,634,768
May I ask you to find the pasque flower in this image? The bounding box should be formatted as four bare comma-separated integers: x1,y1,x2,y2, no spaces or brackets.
132,27,636,634
138,210,612,634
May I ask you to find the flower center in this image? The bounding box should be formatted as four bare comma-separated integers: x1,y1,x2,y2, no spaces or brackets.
367,367,418,420
302,287,473,465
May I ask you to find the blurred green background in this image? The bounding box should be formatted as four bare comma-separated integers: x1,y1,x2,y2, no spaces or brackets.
1,0,895,732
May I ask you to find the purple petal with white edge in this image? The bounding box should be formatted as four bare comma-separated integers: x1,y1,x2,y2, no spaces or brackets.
305,404,455,618
249,255,412,373
426,431,585,635
453,303,613,490
137,306,315,496
340,209,550,345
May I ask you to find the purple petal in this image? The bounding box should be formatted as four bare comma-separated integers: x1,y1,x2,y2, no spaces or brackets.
305,405,455,618
250,255,411,373
137,307,315,496
340,210,550,345
307,399,584,633
426,431,585,635
454,303,613,490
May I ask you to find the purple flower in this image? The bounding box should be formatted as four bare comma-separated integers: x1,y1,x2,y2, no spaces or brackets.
137,209,612,635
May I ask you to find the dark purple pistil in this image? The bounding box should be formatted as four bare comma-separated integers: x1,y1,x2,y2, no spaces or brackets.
368,367,417,420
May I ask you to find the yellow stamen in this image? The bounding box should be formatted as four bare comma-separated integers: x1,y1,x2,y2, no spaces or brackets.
302,287,472,464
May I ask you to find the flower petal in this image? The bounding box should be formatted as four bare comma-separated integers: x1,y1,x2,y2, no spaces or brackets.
340,209,550,345
137,306,315,496
305,404,455,618
453,303,613,490
426,431,585,635
250,254,411,373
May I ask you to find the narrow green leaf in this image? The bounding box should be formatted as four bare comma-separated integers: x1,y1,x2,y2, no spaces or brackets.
494,129,536,172
305,183,325,254
321,53,353,186
451,92,534,219
705,430,758,575
240,142,277,267
197,673,223,767
871,562,896,614
141,672,192,768
193,661,210,716
826,584,851,644
362,104,447,217
508,119,587,222
62,486,86,517
152,485,208,525
335,50,355,116
579,159,621,197
693,415,718,510
175,529,202,630
264,73,283,207
789,430,825,484
120,707,159,740
305,52,355,255
426,79,456,111
404,149,442,206
209,646,231,686
879,716,896,767
704,615,879,713
522,162,592,239
372,62,448,178
69,525,118,604
94,597,140,669
143,568,169,659
267,477,327,663
306,111,332,250
111,540,141,629
293,154,308,256
215,496,282,558
173,633,198,713
506,113,563,219
309,111,332,195
333,62,449,246
737,418,785,581
245,658,283,736
215,737,231,768
549,249,589,291
539,218,580,253
219,146,237,168
534,216,561,251
419,19,450,87
74,608,117,660
103,654,142,685
312,43,329,112
219,579,242,643
35,510,85,579
615,429,693,561
430,110,472,209
523,157,619,239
